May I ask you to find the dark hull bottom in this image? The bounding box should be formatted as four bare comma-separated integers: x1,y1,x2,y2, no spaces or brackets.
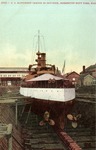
23,98,75,129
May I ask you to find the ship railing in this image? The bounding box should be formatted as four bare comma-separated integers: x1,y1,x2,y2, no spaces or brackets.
21,80,74,88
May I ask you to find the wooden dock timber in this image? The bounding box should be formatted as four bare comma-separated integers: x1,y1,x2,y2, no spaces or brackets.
76,93,96,103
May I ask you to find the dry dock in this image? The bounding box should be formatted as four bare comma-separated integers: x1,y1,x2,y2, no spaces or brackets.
18,103,95,150
0,86,96,150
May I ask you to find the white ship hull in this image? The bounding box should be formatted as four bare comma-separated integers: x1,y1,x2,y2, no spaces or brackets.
20,87,75,102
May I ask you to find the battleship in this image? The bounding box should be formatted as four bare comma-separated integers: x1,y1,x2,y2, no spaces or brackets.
20,31,75,129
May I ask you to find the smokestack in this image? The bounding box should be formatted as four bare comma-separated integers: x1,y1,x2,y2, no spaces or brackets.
83,65,85,73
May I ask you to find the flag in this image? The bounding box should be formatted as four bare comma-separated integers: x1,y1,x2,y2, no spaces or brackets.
62,60,66,74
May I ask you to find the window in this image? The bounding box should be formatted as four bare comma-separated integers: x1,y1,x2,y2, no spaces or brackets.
8,75,11,77
72,78,75,81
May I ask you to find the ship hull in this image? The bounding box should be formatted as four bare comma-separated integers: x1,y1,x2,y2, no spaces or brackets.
20,87,75,129
23,98,75,129
20,87,75,102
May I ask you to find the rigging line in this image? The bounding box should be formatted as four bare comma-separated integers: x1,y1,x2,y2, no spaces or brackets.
39,35,46,52
33,35,37,49
37,31,44,52
37,32,46,53
31,35,37,64
38,30,40,52
40,37,44,52
35,40,38,54
31,34,38,64
42,36,46,52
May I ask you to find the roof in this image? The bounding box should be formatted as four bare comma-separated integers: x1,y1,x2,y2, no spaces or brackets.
80,64,96,74
79,73,96,81
83,74,95,79
86,64,96,71
0,67,28,72
64,71,80,77
27,73,63,82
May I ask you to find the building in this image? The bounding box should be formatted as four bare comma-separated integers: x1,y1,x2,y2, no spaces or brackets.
65,71,80,86
78,64,96,86
83,74,96,86
0,67,29,86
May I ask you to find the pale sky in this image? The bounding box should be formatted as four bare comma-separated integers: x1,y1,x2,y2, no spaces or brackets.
0,0,96,73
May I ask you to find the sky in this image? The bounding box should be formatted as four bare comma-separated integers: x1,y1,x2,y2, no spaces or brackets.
0,0,96,73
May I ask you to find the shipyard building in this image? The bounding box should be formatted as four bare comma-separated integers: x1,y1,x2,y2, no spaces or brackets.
0,67,28,86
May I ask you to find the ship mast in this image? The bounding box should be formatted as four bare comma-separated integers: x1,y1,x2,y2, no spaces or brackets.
36,30,47,70
38,30,40,53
